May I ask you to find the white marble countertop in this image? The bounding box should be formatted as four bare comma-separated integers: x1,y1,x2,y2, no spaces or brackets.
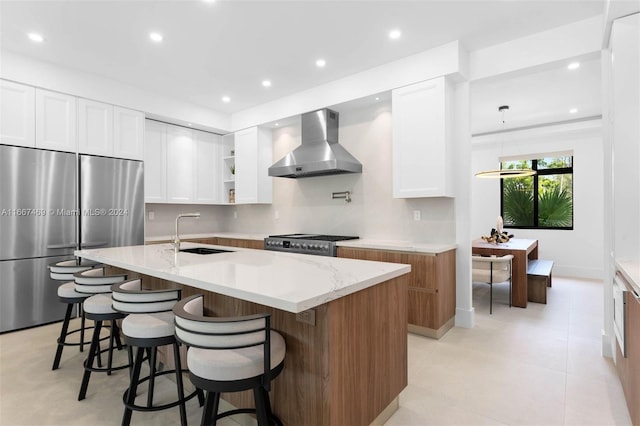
76,242,411,313
336,239,456,254
616,259,640,295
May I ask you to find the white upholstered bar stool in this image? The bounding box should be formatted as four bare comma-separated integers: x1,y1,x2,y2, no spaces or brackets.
74,267,129,401
111,279,203,426
48,258,102,370
173,294,286,426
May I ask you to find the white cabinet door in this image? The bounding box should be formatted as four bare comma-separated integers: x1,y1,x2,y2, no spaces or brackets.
193,129,220,204
78,98,113,156
144,120,167,203
113,106,144,160
166,126,195,203
35,89,77,152
0,80,35,147
392,77,453,198
234,126,272,204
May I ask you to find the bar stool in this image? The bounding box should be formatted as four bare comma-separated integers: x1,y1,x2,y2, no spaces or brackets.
111,279,203,426
48,258,102,370
173,294,286,426
74,267,129,401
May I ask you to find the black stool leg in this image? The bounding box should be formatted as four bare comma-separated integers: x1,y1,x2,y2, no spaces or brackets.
254,386,269,426
52,303,73,370
146,347,157,408
123,346,145,426
172,342,188,426
78,320,103,400
114,322,124,350
79,304,86,352
106,320,117,375
201,391,220,426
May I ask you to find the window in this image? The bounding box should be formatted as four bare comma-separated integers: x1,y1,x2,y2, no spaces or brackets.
500,156,573,229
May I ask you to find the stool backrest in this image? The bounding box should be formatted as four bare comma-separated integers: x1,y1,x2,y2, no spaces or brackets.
173,294,272,382
49,258,102,281
111,279,181,314
74,267,127,294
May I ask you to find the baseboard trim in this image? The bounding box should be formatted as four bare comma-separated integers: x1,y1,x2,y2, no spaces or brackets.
408,317,455,339
455,307,475,328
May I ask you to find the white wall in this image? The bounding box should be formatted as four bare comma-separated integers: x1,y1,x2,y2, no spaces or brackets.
222,100,456,243
471,121,604,279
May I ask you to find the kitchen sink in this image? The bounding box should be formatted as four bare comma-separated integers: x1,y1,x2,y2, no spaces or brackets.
179,247,233,255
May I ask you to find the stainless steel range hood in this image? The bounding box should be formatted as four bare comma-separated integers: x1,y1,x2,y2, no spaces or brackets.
268,108,362,178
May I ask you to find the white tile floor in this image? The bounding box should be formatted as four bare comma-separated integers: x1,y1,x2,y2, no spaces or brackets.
0,276,632,425
386,277,632,426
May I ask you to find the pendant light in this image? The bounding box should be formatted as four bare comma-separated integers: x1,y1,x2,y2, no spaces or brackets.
475,105,537,179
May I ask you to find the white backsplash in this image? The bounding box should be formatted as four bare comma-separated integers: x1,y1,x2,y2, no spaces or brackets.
145,100,456,243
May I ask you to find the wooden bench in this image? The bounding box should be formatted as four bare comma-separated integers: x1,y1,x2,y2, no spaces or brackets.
527,259,554,304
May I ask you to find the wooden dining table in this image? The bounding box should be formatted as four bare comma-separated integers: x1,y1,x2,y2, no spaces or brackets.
472,238,538,308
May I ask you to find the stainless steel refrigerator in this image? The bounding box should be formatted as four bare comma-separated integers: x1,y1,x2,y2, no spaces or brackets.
0,145,144,333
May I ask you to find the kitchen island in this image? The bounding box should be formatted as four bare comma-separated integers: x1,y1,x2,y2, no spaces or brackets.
76,242,411,426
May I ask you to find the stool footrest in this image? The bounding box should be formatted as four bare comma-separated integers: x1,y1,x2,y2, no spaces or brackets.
216,408,283,425
122,370,200,412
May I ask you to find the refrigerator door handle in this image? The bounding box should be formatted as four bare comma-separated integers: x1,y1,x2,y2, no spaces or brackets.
81,241,109,248
47,243,77,250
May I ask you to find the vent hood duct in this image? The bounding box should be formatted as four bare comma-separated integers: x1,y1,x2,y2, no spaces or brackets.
268,108,363,178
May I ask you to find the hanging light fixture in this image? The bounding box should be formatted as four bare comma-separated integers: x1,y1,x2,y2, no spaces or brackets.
475,105,537,179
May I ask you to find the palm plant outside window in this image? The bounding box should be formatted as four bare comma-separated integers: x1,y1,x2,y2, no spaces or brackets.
500,156,573,229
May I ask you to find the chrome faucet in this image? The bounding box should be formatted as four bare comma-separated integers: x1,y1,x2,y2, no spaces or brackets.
174,212,201,253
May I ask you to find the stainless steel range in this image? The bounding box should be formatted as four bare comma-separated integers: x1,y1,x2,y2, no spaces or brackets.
264,234,359,257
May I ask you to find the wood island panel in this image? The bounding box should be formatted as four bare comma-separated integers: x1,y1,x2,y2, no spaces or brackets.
616,277,640,426
337,247,456,338
106,266,408,426
215,237,264,250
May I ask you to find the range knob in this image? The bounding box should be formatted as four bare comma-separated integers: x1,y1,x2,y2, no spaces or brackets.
302,243,307,249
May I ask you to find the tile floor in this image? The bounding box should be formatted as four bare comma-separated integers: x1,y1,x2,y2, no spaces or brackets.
0,276,632,425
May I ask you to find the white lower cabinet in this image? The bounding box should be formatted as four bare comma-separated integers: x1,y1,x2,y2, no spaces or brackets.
0,80,35,148
35,88,77,152
392,76,454,198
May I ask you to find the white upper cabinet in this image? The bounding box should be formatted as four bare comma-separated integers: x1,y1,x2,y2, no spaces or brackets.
0,80,35,148
78,98,113,156
35,88,77,152
144,120,167,203
166,125,195,204
392,76,454,198
234,126,272,204
113,106,144,160
193,129,220,204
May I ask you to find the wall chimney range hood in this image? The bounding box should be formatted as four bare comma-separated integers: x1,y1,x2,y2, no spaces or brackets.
268,108,362,178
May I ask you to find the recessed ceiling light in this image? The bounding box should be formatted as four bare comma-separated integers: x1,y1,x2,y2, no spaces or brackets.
149,32,163,42
569,108,578,114
222,96,231,103
375,97,380,101
28,33,44,43
388,29,401,40
187,123,193,127
275,122,280,127
315,59,326,68
567,62,580,70
203,0,216,3
262,80,272,88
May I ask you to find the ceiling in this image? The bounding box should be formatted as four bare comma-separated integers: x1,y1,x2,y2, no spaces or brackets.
470,53,602,135
0,0,605,118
